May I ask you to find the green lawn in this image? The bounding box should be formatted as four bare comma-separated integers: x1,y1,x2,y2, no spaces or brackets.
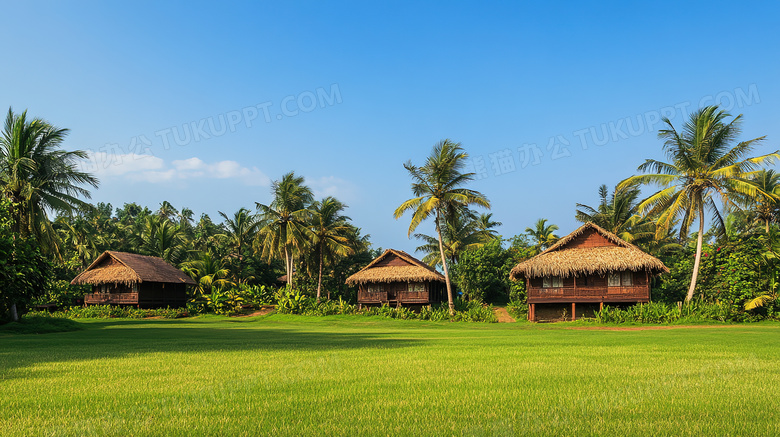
1,315,778,436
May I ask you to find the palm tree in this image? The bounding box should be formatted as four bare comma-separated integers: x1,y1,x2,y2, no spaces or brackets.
219,208,260,280
414,209,499,267
525,218,559,253
0,108,98,252
157,201,178,221
310,197,354,301
475,212,502,240
255,172,314,285
743,169,780,233
576,183,654,244
182,252,233,296
142,215,184,264
394,139,490,315
618,105,779,302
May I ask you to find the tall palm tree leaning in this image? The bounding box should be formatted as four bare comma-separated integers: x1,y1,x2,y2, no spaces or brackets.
310,197,354,301
255,172,314,286
394,139,490,315
618,105,779,302
0,108,98,252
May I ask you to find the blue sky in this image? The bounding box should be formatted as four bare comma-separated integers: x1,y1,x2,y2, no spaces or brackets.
2,1,779,253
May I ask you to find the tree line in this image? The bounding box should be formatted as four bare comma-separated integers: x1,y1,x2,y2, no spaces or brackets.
2,104,780,322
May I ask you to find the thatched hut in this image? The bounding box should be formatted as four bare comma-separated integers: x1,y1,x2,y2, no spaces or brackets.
346,249,446,307
510,222,668,321
72,251,196,308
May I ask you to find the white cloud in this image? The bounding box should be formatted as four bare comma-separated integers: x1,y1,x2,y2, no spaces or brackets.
309,175,358,202
82,152,270,187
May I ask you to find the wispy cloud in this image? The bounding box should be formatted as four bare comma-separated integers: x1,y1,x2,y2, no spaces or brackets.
308,175,358,203
82,153,270,186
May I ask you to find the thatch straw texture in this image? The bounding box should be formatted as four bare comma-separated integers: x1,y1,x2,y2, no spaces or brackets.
71,251,196,286
510,222,668,280
346,249,445,285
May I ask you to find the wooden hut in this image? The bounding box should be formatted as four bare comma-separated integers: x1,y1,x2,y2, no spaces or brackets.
510,222,668,321
72,251,196,308
346,249,446,307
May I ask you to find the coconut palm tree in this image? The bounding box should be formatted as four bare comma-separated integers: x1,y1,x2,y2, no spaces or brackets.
0,108,98,252
255,172,314,285
219,207,260,280
142,215,184,265
182,252,233,297
157,201,178,221
414,209,499,267
576,183,654,244
742,169,780,233
309,197,354,301
618,105,779,302
394,139,490,315
525,218,559,253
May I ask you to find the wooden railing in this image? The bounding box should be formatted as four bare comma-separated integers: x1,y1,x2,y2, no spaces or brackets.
358,291,387,303
396,291,429,303
528,286,648,302
84,292,139,305
358,291,429,304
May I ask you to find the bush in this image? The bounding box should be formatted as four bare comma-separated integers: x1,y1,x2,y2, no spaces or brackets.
25,305,187,320
595,301,742,324
32,280,88,307
506,300,527,321
275,286,315,315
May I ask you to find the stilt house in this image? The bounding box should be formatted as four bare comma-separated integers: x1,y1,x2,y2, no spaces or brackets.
346,249,446,307
510,222,668,321
72,251,195,308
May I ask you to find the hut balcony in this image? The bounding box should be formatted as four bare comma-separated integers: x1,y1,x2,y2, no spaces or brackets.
358,290,430,304
84,292,139,305
528,286,649,303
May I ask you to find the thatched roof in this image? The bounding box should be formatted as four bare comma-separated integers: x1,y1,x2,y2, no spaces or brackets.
346,249,445,285
71,251,196,286
510,222,668,280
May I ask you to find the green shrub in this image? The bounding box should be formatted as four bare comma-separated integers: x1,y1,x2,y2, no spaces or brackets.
506,300,527,321
595,301,741,324
26,305,187,320
275,286,315,315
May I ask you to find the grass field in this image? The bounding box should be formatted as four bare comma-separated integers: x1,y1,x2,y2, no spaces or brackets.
1,315,779,436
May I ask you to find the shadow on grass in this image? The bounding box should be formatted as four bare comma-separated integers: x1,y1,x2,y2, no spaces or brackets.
0,316,84,335
0,317,421,378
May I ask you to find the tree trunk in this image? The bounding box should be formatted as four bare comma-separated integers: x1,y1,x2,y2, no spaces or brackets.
686,203,705,302
436,210,455,315
10,303,19,322
767,219,770,234
284,246,291,286
316,244,323,302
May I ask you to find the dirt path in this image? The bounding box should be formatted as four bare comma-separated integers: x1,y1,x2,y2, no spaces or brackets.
494,307,516,323
236,306,276,317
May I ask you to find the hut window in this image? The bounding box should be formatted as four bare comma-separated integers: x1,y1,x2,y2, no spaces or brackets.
608,273,621,287
410,283,425,292
621,272,633,286
368,285,384,293
543,277,563,288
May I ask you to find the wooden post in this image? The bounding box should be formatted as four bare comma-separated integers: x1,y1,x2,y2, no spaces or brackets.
529,303,535,322
571,302,576,321
599,301,604,312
